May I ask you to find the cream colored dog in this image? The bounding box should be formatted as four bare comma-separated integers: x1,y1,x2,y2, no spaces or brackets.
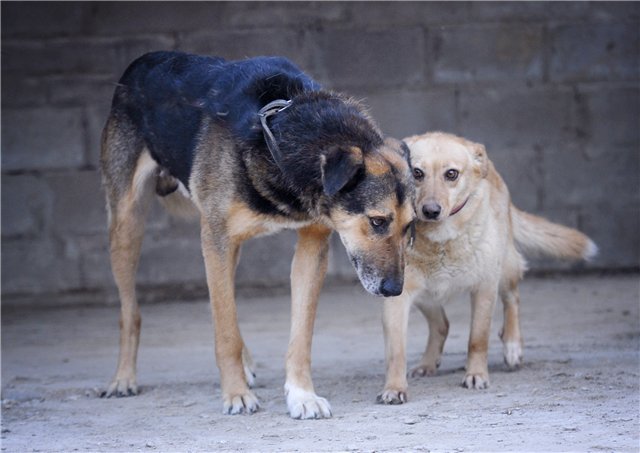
377,132,597,404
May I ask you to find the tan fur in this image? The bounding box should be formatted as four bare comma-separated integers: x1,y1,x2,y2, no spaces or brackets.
104,150,156,397
331,196,414,295
285,224,333,418
379,141,411,174
378,132,597,404
157,185,200,220
348,145,364,163
364,153,391,176
200,217,259,412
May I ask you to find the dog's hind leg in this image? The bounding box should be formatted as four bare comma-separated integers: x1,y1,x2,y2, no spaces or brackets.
499,278,524,370
411,302,449,377
102,144,157,397
285,224,333,419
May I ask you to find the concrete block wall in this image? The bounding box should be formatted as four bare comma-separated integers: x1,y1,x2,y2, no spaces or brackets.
2,2,639,303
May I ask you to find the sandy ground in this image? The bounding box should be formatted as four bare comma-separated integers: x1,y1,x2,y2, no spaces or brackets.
2,274,639,452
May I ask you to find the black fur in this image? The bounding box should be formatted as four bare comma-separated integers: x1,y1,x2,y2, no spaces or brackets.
321,145,364,197
112,51,319,188
240,90,387,217
111,51,399,219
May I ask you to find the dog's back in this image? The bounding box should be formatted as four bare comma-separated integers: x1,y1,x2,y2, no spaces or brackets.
106,51,320,189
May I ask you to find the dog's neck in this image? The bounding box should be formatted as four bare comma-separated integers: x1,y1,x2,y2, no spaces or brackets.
265,91,383,194
258,99,293,172
449,197,469,217
242,91,384,220
418,191,484,244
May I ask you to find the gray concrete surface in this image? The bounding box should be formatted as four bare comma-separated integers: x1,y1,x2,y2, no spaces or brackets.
2,2,639,302
2,274,639,452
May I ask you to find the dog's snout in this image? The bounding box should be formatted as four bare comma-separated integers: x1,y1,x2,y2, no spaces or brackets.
379,278,403,297
422,202,442,220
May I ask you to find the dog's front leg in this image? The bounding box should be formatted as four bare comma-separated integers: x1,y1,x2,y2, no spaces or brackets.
412,302,450,377
464,283,499,389
201,218,259,414
285,224,332,419
378,293,413,404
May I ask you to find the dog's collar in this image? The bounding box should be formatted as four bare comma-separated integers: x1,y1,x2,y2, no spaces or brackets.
449,197,469,217
258,99,292,171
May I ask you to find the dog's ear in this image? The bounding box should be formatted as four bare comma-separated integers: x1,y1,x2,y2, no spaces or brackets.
321,145,364,196
400,140,412,169
471,142,488,178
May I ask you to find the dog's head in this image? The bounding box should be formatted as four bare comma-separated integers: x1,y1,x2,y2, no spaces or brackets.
321,137,416,297
404,132,488,223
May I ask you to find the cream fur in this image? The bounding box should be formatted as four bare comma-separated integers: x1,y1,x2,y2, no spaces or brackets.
378,132,597,402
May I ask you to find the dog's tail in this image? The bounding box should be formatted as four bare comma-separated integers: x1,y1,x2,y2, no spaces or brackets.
511,206,597,262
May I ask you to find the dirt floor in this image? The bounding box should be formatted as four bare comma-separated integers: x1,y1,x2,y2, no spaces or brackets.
2,274,639,452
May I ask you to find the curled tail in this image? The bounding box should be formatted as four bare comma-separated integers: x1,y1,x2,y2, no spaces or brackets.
511,206,597,262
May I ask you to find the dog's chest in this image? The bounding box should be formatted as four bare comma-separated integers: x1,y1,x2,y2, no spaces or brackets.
407,225,498,299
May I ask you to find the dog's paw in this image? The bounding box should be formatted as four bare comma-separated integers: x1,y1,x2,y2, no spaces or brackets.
285,384,332,419
503,341,523,370
223,390,260,415
376,388,408,405
462,373,490,390
410,360,440,378
101,377,138,398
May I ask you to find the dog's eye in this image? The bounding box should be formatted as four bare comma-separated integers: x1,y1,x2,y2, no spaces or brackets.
445,169,459,181
369,217,387,228
412,168,424,180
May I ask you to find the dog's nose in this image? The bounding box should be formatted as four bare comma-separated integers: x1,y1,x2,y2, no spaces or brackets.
379,278,403,297
422,202,442,220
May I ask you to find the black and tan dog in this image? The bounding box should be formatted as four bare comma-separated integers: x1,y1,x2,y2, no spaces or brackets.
100,51,415,418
